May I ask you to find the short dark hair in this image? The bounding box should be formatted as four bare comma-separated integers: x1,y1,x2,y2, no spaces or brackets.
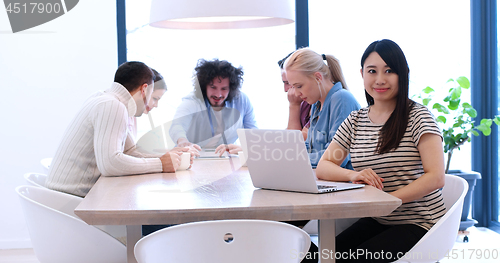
361,39,414,154
194,59,243,103
277,51,294,69
151,68,167,91
151,68,163,82
114,61,154,92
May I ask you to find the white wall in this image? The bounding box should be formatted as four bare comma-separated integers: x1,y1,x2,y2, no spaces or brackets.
0,1,117,249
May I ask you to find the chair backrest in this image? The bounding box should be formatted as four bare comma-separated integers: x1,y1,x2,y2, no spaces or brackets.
24,172,47,188
134,219,311,263
16,185,126,263
40,158,52,173
392,174,468,263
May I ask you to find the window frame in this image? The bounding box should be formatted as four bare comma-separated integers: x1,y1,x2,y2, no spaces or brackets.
471,0,500,231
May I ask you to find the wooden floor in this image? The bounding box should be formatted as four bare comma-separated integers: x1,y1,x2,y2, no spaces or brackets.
1,227,499,263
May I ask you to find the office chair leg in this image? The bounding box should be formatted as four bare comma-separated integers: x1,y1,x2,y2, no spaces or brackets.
458,230,470,242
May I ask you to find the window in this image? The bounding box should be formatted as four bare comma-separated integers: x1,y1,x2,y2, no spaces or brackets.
496,0,500,225
126,0,295,142
471,0,499,231
309,0,471,171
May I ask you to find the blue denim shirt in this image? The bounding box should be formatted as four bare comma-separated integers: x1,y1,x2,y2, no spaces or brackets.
306,82,360,168
169,91,258,148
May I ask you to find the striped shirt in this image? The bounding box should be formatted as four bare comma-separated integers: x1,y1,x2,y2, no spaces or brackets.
333,103,446,230
46,83,163,197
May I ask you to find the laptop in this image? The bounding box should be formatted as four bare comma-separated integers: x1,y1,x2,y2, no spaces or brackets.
237,129,364,194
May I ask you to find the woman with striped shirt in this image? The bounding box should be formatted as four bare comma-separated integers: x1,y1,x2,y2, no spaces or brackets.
316,39,446,262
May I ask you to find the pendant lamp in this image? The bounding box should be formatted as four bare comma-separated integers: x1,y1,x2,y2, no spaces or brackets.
149,0,294,29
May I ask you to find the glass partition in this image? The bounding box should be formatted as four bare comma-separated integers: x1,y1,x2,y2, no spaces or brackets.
126,0,296,142
309,0,471,171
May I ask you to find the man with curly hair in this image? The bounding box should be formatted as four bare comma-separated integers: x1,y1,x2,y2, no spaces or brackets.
169,59,258,150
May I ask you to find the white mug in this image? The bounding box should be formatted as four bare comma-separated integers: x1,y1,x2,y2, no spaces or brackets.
238,151,247,167
177,152,191,171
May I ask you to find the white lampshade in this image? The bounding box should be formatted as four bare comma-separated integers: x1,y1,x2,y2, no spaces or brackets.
149,0,294,29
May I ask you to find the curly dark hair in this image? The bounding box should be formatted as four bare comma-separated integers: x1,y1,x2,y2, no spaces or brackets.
194,59,243,103
277,51,294,69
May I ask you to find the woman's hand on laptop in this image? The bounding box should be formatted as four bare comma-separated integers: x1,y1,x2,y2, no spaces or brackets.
215,144,242,156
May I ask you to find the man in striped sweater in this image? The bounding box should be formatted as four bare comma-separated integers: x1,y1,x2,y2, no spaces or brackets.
46,61,188,197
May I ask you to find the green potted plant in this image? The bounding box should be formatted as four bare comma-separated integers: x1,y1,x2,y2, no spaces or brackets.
416,76,500,232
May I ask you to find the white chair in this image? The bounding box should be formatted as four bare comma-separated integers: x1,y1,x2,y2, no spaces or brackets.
20,175,128,243
16,185,127,263
391,174,468,263
40,157,52,173
134,219,311,263
23,172,47,188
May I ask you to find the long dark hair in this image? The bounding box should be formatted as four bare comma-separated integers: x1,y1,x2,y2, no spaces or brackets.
361,39,414,154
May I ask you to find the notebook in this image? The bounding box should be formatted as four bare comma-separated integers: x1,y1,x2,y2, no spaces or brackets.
197,148,228,159
197,148,237,159
237,129,364,194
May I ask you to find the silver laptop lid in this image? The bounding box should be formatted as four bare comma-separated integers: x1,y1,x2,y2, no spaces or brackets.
237,129,323,193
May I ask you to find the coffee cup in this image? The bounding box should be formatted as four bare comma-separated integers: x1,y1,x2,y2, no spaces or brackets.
177,152,191,171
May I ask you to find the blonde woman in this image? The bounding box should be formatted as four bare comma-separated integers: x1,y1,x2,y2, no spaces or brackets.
284,48,360,168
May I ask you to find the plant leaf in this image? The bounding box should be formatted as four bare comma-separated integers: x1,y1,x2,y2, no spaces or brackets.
423,86,434,94
451,86,462,100
494,116,500,125
477,126,491,136
471,130,479,136
423,98,431,106
433,103,450,114
464,108,477,118
481,118,493,126
475,120,492,136
462,102,472,108
448,100,460,110
456,76,470,89
437,116,447,124
453,118,464,127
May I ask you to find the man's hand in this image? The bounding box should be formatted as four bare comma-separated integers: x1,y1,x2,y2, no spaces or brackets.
177,137,202,151
215,144,242,156
160,152,182,173
168,146,197,168
171,146,200,158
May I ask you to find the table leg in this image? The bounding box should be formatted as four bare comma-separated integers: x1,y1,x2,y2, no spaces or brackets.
318,219,336,263
126,225,141,263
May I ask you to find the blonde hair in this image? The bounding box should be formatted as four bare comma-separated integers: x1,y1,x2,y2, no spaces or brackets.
284,48,348,90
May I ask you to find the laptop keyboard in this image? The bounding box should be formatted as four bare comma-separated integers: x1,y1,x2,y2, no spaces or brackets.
317,185,336,190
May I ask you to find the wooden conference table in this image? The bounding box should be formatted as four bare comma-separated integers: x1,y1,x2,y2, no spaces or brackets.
75,158,401,263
